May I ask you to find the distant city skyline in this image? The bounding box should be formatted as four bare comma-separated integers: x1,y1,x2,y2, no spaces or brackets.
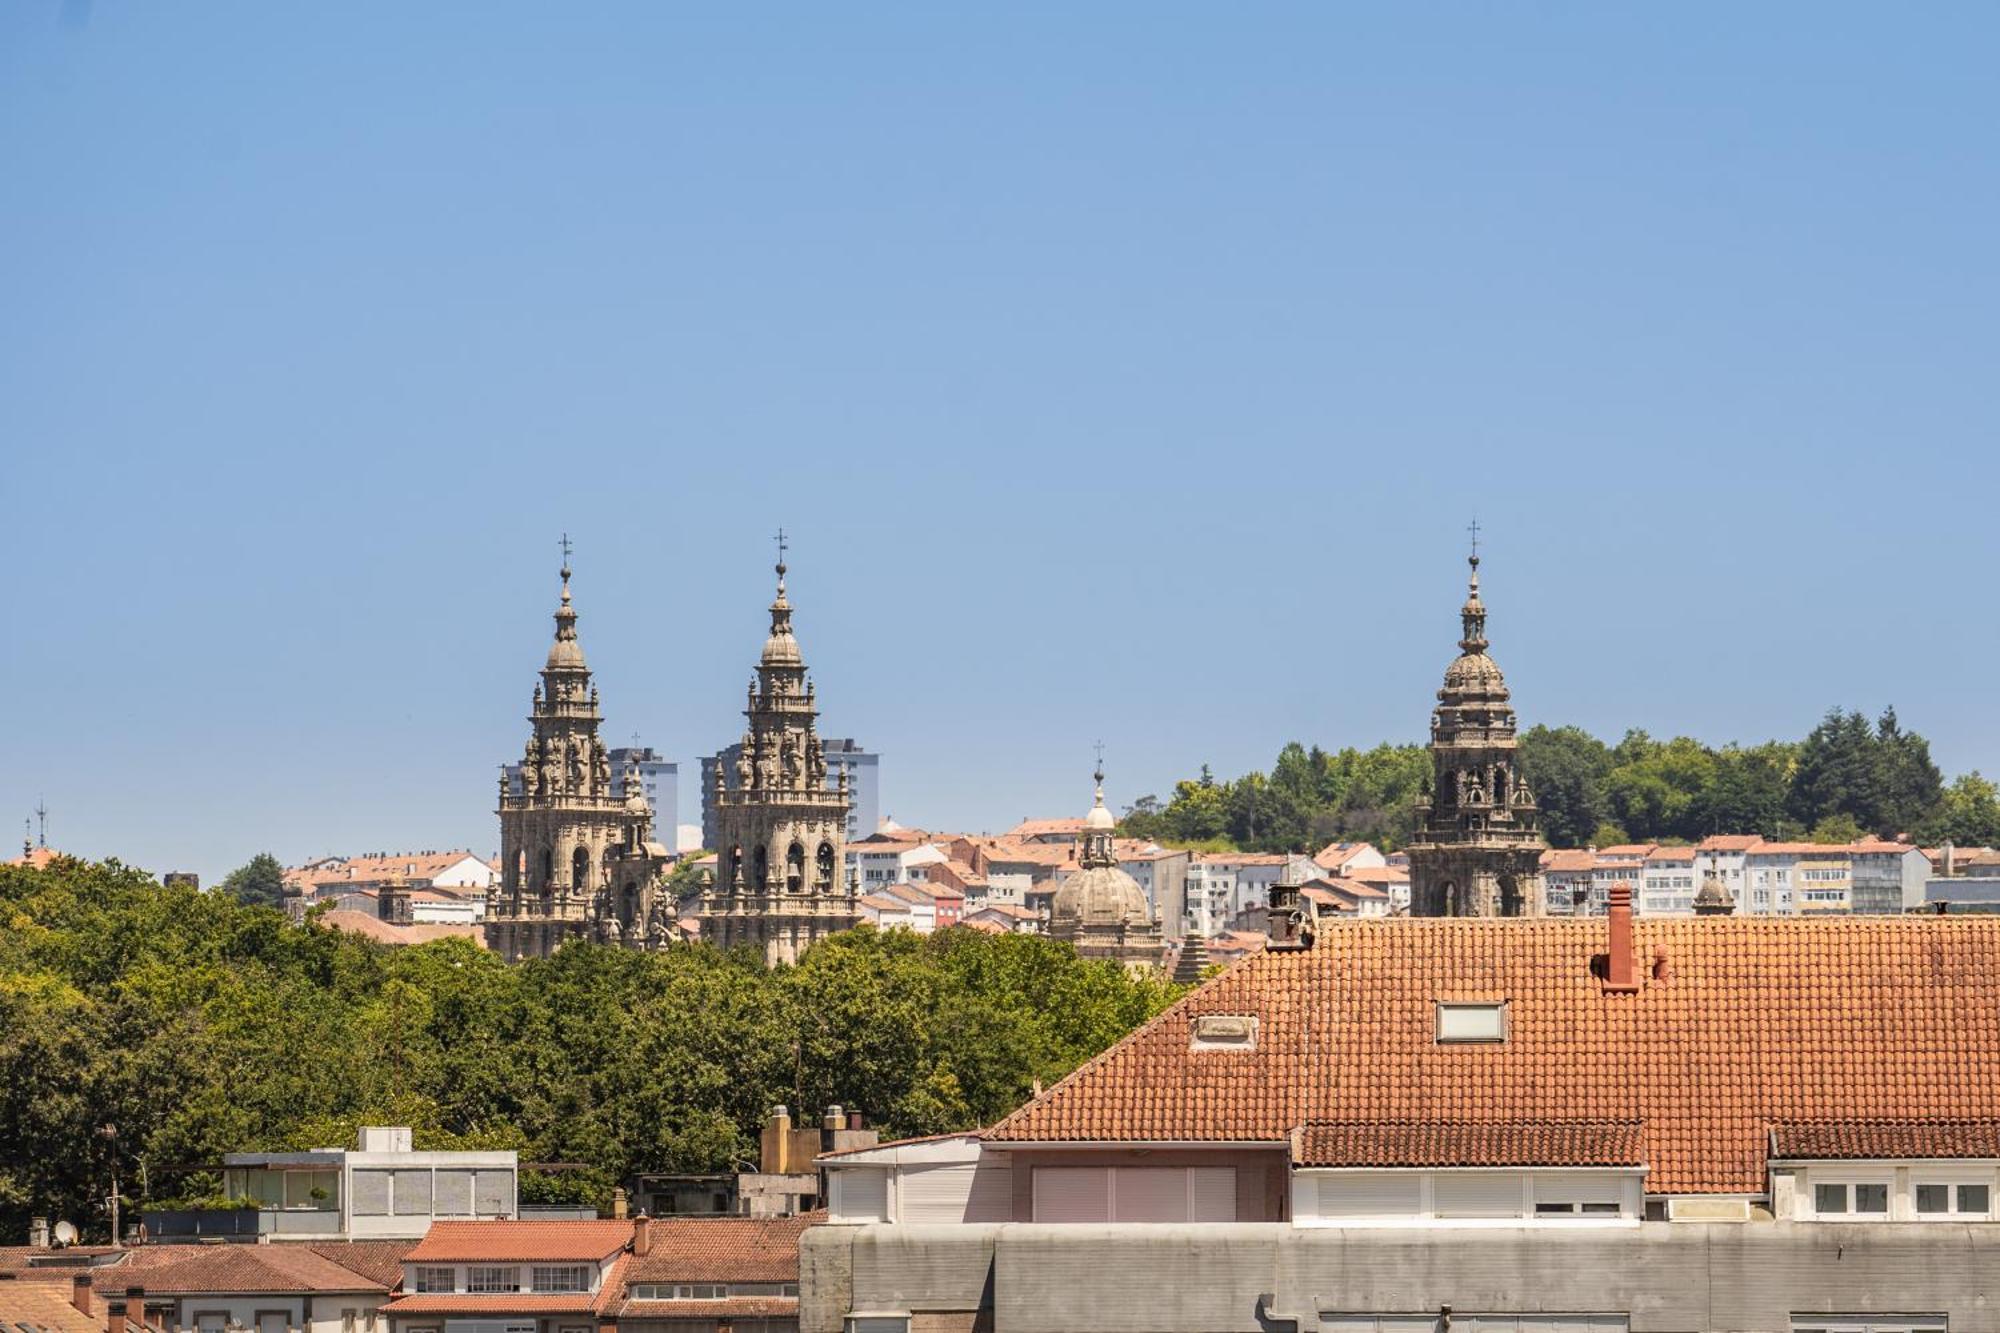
4,5,1998,883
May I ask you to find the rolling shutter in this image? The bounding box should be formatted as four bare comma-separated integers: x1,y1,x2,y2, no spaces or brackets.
351,1169,391,1216
1033,1167,1110,1222
1432,1173,1523,1219
1112,1168,1188,1222
834,1168,889,1223
434,1170,473,1217
899,1165,977,1224
1188,1167,1237,1222
1317,1173,1423,1219
392,1169,434,1215
473,1170,512,1217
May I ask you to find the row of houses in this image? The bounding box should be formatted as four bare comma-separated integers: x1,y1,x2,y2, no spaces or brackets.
1541,836,1938,917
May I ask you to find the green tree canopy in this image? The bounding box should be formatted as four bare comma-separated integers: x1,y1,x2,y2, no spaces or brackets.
220,852,287,908
0,857,1180,1242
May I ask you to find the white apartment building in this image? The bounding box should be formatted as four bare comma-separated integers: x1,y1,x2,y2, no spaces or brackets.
1640,846,1697,916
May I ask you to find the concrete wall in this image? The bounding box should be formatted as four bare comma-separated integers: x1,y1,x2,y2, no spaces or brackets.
802,1221,2000,1333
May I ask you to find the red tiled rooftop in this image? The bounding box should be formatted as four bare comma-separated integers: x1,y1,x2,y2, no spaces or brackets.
105,1244,390,1293
618,1298,797,1319
1296,1119,1645,1168
983,916,2000,1194
404,1220,633,1263
620,1213,817,1288
1771,1120,2000,1161
381,1295,598,1315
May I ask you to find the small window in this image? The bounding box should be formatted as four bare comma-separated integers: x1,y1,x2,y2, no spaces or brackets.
1915,1181,1991,1217
1436,1002,1507,1043
1813,1181,1888,1218
412,1267,455,1294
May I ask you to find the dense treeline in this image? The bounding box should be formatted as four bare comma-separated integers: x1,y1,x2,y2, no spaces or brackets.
0,858,1179,1242
1120,708,2000,852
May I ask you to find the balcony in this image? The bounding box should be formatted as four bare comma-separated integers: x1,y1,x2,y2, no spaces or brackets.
140,1206,342,1241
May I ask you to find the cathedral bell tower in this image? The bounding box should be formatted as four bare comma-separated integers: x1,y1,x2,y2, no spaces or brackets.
488,544,669,960
698,540,859,965
1406,541,1548,917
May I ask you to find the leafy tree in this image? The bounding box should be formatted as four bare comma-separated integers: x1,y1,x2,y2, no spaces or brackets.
1516,726,1613,848
220,853,287,909
1915,773,2000,848
0,857,1181,1243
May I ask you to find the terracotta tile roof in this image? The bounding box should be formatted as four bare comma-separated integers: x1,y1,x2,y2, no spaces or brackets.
1006,818,1089,839
285,850,488,890
1770,1120,2000,1160
958,918,1006,934
1541,850,1598,872
111,1244,389,1293
1344,866,1409,886
0,1284,108,1333
1314,842,1380,871
619,1214,817,1289
404,1219,633,1263
1696,836,1765,852
1193,853,1293,868
302,1241,420,1288
1295,1119,1645,1168
981,917,2000,1194
1594,845,1657,859
1318,876,1389,900
1645,846,1695,863
315,910,488,948
1747,843,1850,857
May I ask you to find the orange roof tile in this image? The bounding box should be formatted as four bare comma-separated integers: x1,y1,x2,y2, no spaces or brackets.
315,910,487,948
1541,850,1598,872
404,1219,632,1263
982,916,2000,1194
1770,1120,2000,1160
1696,836,1765,852
1296,1119,1644,1168
108,1244,389,1293
620,1214,815,1288
0,1284,108,1333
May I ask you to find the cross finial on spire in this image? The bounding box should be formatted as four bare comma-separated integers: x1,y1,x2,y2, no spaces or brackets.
34,798,45,850
1093,740,1105,788
1467,517,1481,565
559,532,573,573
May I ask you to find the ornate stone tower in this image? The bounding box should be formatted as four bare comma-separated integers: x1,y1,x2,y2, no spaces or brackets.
488,548,670,960
1406,546,1547,917
1050,764,1164,976
698,545,859,965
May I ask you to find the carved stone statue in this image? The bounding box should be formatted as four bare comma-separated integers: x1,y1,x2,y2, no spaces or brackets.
568,739,585,790
735,749,753,788
782,736,801,784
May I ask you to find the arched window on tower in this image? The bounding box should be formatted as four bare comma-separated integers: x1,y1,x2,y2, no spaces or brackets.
786,841,805,894
572,845,590,892
621,881,638,928
816,842,835,891
753,844,769,890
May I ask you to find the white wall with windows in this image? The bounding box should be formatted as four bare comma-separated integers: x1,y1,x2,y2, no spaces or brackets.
1786,1162,1996,1222
1294,1170,1643,1226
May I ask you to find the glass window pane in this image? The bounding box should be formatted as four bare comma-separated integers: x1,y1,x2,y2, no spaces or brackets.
1916,1184,1949,1214
1814,1183,1848,1214
1854,1183,1888,1214
1959,1184,1989,1214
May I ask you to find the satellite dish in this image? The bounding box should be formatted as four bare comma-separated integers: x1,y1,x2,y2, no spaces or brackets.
52,1220,78,1247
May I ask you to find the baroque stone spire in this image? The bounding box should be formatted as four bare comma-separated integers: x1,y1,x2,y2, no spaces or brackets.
700,537,858,966
1406,539,1548,918
488,541,669,960
1051,756,1163,976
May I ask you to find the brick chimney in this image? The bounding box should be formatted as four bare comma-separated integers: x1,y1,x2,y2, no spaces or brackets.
633,1212,651,1257
1604,881,1639,993
71,1274,92,1318
106,1299,128,1333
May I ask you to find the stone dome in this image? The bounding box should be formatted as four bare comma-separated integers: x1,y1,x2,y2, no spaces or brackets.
1052,863,1153,930
1442,651,1506,691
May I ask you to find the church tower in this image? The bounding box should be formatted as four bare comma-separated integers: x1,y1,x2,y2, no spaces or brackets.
698,542,859,965
488,546,669,960
1050,763,1164,976
1406,542,1547,917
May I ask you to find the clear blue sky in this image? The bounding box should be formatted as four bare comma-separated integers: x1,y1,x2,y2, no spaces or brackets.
4,3,1997,882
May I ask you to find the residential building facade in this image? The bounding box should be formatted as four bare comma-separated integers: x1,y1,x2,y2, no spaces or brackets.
804,898,2000,1333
